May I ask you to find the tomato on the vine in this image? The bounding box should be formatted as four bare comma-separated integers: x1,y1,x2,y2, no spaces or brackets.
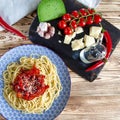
71,20,77,29
58,20,67,29
79,8,87,16
78,18,86,27
86,16,93,25
64,27,73,35
71,10,79,18
58,8,102,35
94,14,102,24
62,13,71,21
88,9,95,14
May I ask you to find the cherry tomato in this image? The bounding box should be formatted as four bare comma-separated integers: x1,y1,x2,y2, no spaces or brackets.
88,9,95,14
71,10,79,18
79,8,87,16
62,13,71,21
17,92,23,98
32,65,40,75
58,20,67,29
26,65,40,75
29,86,47,100
18,79,23,89
22,92,29,100
26,95,35,101
40,75,45,80
71,20,77,29
64,27,73,35
38,75,45,84
94,14,102,24
78,18,86,27
86,16,93,25
14,85,20,92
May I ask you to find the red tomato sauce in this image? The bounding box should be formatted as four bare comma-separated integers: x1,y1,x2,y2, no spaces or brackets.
12,65,49,100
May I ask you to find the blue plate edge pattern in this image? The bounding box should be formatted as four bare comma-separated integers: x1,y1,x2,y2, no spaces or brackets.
0,44,71,120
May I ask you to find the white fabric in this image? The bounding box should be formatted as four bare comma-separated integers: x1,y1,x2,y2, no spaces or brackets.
77,0,101,8
0,0,101,31
0,0,41,31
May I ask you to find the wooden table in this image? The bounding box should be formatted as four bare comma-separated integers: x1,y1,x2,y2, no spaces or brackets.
0,0,120,120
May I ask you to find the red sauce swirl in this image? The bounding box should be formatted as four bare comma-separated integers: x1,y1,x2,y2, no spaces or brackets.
12,65,49,100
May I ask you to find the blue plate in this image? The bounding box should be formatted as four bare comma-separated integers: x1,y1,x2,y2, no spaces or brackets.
0,45,71,120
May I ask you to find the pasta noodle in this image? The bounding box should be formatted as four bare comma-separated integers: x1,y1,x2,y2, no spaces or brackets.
3,55,62,114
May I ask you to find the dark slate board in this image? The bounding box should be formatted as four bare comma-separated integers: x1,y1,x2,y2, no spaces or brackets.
29,0,120,82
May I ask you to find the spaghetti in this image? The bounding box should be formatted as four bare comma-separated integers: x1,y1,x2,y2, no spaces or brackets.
3,55,62,113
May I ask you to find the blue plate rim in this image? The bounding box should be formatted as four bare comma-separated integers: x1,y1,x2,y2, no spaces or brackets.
0,44,71,120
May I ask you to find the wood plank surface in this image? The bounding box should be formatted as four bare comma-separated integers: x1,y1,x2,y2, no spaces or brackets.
0,0,120,120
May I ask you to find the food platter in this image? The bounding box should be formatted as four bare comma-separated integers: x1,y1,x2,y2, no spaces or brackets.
29,0,120,81
0,45,71,120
